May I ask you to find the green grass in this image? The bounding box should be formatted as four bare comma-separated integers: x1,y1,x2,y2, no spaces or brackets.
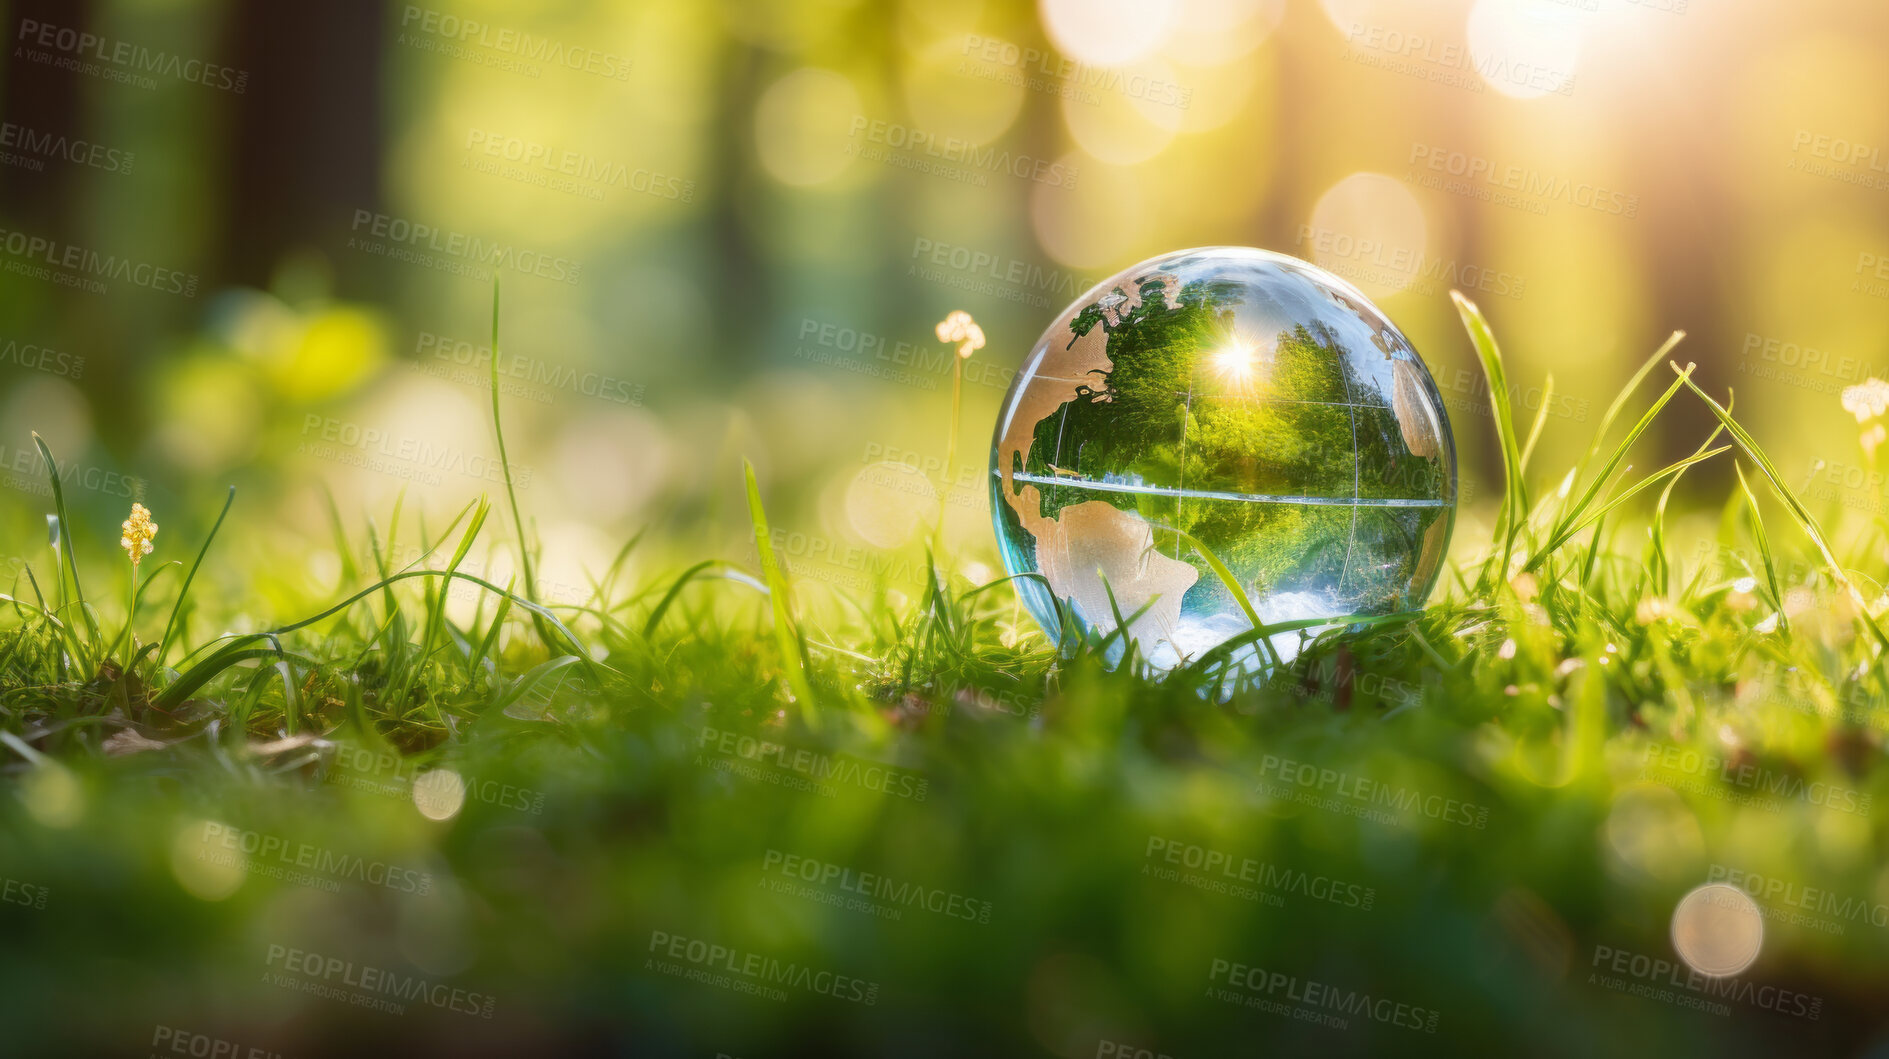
3,293,1888,1055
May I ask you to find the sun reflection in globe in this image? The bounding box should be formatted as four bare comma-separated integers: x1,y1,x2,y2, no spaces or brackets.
989,246,1457,674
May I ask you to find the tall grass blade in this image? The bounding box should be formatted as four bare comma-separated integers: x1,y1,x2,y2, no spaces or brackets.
487,277,557,653
469,578,516,678
1674,366,1889,663
1575,331,1686,482
1528,363,1696,572
1734,462,1787,633
155,486,235,674
1649,408,1728,595
743,460,816,716
32,434,100,660
1526,445,1729,571
1172,526,1281,669
1519,373,1554,475
1449,293,1527,589
643,560,719,639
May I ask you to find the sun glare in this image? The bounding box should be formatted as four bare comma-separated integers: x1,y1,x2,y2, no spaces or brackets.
1211,338,1265,387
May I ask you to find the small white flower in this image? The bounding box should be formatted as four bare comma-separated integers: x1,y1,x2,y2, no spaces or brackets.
1841,377,1889,423
120,503,158,567
934,310,985,359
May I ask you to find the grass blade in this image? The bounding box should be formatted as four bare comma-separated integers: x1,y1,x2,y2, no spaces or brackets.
1526,445,1729,569
743,460,816,716
489,654,583,717
1734,462,1786,633
1575,331,1688,487
155,485,235,675
1674,365,1889,663
470,578,516,679
151,568,608,712
1519,373,1554,475
1649,405,1728,595
33,434,100,660
487,277,557,653
1450,293,1527,588
1525,362,1698,573
643,560,720,639
1172,525,1281,669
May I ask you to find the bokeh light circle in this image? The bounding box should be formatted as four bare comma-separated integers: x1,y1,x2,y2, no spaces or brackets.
755,67,863,186
1305,172,1428,299
1671,883,1764,978
1038,0,1175,68
846,461,939,548
904,35,1025,146
1465,0,1583,100
413,768,468,821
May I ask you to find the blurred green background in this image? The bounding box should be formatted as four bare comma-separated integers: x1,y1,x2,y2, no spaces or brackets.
5,0,1889,607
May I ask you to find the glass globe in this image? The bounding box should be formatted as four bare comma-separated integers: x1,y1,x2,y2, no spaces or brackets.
988,246,1456,673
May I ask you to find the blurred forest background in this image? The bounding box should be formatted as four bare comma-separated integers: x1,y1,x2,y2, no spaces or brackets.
2,0,1888,606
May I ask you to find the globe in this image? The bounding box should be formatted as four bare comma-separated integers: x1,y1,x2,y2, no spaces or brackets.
988,246,1456,674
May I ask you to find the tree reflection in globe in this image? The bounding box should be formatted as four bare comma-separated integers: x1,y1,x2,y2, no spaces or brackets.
989,246,1456,674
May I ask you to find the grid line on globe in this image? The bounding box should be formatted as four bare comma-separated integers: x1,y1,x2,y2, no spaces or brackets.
989,247,1457,673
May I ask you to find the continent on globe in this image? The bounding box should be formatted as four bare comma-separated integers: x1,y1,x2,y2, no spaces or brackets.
996,270,1197,653
989,247,1456,674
